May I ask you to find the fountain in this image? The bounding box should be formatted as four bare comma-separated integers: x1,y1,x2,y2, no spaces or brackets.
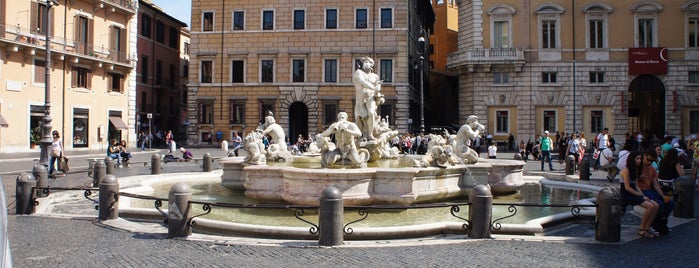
220,56,525,206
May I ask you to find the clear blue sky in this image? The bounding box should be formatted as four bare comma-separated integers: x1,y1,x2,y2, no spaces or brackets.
151,0,191,27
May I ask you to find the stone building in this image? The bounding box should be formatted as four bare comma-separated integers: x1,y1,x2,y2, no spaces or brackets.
448,0,699,145
187,0,434,145
0,0,137,153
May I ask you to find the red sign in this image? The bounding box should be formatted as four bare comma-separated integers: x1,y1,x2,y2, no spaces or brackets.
628,47,668,75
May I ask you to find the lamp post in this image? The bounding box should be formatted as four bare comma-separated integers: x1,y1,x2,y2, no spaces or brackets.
416,28,426,134
39,0,59,167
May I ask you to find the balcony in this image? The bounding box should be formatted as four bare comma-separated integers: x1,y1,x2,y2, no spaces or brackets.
447,48,525,73
0,23,134,68
89,0,137,16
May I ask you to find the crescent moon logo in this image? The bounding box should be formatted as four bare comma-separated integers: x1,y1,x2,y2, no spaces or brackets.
659,48,668,62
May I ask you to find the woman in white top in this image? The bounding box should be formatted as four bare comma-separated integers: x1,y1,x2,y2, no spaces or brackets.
577,132,587,164
49,130,63,176
488,142,497,159
566,133,580,163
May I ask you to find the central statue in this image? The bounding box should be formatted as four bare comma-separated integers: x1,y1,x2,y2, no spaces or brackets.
353,56,384,140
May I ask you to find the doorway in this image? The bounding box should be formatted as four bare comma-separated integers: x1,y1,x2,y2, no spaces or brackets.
628,75,665,139
288,102,308,143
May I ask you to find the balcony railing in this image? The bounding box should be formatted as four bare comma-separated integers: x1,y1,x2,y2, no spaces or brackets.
101,0,137,14
447,48,524,68
0,23,132,65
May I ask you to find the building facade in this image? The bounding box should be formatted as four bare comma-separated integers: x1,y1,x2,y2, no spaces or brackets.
427,0,460,130
448,0,699,144
136,0,188,144
0,0,137,153
187,0,434,145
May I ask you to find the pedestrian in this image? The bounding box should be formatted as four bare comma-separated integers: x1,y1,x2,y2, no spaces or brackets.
216,129,223,146
540,130,554,171
138,131,146,151
49,130,63,177
165,130,173,151
231,132,243,156
488,141,497,159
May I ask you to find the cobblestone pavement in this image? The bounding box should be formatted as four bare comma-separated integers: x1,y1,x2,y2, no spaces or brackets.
3,149,699,267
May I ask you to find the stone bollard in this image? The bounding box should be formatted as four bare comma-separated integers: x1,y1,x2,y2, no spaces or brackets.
33,164,48,198
318,186,344,246
168,182,192,238
15,173,36,215
151,154,161,175
98,175,119,221
104,156,115,175
595,186,622,242
93,161,106,187
221,140,228,151
468,184,492,239
565,155,576,175
673,176,694,218
203,153,212,172
579,156,590,181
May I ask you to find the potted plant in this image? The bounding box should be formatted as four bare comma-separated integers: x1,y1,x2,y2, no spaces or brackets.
30,126,41,148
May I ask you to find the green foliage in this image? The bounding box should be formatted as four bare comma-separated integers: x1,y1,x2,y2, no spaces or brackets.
30,126,41,144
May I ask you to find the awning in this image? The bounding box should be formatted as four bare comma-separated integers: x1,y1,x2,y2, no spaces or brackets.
0,114,8,127
109,116,129,130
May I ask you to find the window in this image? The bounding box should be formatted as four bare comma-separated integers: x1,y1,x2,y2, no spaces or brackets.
589,19,604,48
169,64,176,87
543,110,556,133
140,92,147,113
262,10,274,30
156,60,163,85
689,17,698,48
34,59,46,84
294,10,305,30
326,9,337,29
496,111,509,133
140,56,148,83
231,60,244,83
323,102,338,125
380,101,395,125
155,21,164,43
542,72,557,83
184,42,190,55
75,16,91,55
198,100,213,124
169,27,178,49
71,67,92,88
141,14,151,38
111,26,125,61
380,8,392,28
109,73,124,92
356,9,367,29
72,108,89,147
324,59,337,83
33,2,49,35
261,60,274,82
203,12,214,31
183,64,189,78
292,59,305,82
380,59,392,82
542,20,556,49
591,110,603,133
354,59,362,70
638,18,654,47
233,11,244,30
259,101,274,122
229,100,244,124
493,72,509,84
689,71,699,83
493,21,509,48
201,60,212,83
691,111,699,133
589,72,604,83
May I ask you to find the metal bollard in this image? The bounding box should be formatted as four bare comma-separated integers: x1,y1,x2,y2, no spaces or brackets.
15,173,36,215
104,156,115,175
151,154,161,175
33,164,49,198
579,156,590,181
168,182,192,238
595,186,622,242
93,161,106,187
318,186,344,246
203,153,212,172
98,175,119,221
468,184,492,239
565,155,575,175
673,176,694,218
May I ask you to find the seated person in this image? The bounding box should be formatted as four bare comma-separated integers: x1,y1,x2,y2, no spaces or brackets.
119,140,132,166
599,146,619,182
107,139,121,165
180,147,193,161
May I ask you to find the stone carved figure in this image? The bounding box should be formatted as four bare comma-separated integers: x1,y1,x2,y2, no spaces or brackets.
374,116,400,159
320,111,369,168
416,134,460,168
454,115,486,164
260,111,291,161
353,56,384,140
243,131,266,165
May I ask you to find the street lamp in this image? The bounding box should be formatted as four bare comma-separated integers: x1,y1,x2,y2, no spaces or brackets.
416,28,426,134
39,0,59,167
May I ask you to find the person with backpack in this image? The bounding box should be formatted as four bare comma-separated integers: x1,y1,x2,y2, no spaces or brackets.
540,131,554,171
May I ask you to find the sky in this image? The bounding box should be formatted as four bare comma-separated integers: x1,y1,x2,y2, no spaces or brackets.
151,0,192,27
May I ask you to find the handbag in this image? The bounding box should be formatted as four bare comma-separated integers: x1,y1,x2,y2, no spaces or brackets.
52,149,61,157
59,156,70,172
592,150,600,160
